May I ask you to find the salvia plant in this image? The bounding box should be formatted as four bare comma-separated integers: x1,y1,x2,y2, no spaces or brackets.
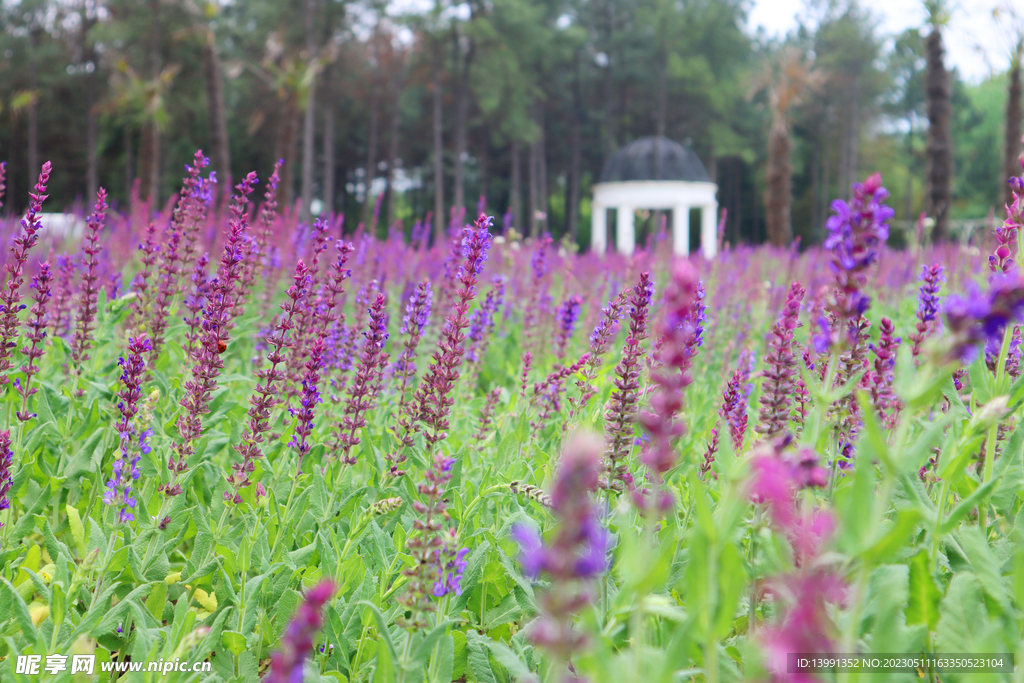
2,148,1024,683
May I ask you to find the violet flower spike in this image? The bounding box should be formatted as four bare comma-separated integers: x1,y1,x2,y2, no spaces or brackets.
756,282,806,439
16,262,53,421
909,264,944,357
103,334,152,524
50,255,77,340
411,214,493,448
266,581,335,683
868,317,901,427
0,162,52,385
289,337,326,474
399,450,460,631
635,262,701,512
819,172,894,351
167,172,257,498
0,431,13,534
511,432,607,663
603,272,655,491
945,272,1024,364
336,292,390,464
227,260,311,503
553,294,583,360
70,189,107,375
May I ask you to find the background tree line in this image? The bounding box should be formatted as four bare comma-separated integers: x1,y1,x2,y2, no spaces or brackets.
0,0,1020,247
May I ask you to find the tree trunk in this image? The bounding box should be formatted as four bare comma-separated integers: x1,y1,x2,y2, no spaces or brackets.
602,1,615,156
385,58,404,228
528,118,539,239
568,69,582,242
510,141,521,233
86,72,98,202
138,121,159,203
537,103,548,236
300,0,317,224
925,26,953,242
452,30,473,221
1004,53,1022,207
364,79,379,229
431,39,445,245
764,118,792,247
322,66,335,217
202,33,231,190
138,0,162,204
84,0,99,202
847,75,860,190
27,27,39,188
124,125,133,200
478,136,489,209
274,98,300,209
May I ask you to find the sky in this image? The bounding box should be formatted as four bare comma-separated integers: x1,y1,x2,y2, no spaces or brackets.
747,0,1024,83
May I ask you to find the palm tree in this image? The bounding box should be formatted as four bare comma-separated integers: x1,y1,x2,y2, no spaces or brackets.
750,46,823,247
106,61,180,205
924,0,953,241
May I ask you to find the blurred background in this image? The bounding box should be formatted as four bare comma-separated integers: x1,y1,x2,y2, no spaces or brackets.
0,0,1020,248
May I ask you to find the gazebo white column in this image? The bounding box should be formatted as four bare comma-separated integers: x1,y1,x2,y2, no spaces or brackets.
673,204,690,256
701,203,718,259
616,206,635,254
591,204,607,254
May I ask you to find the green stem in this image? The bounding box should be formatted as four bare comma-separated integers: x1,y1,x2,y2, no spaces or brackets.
980,325,1014,535
931,475,952,573
839,565,869,683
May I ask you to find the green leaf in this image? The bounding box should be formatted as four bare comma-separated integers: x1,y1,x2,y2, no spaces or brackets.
466,631,497,683
145,580,168,621
865,565,909,654
66,505,86,557
958,526,1012,613
222,630,247,657
410,620,456,670
939,478,998,535
311,469,330,520
355,601,400,668
485,640,533,681
1,577,39,643
374,633,397,683
935,573,995,654
906,551,941,630
860,508,922,565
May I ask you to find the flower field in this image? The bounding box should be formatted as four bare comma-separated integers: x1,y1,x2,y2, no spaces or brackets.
0,153,1023,683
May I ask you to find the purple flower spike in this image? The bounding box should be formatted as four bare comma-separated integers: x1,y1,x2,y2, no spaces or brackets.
821,172,893,350
167,172,258,498
756,282,806,439
0,431,13,531
228,261,311,502
634,262,701,512
554,295,583,360
512,432,606,663
603,272,655,491
433,540,470,597
945,272,1024,363
290,337,326,472
16,262,53,422
909,264,944,357
266,581,335,683
409,214,493,448
0,162,52,385
104,334,152,524
336,292,390,464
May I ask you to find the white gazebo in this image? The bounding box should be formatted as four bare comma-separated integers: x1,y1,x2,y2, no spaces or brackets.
591,137,718,258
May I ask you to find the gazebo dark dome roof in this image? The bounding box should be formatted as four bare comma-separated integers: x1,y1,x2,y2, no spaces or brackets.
599,136,711,183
